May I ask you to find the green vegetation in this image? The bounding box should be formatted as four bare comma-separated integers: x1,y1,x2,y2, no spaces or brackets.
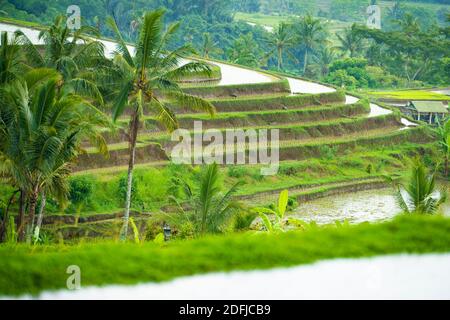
182,78,289,98
366,90,450,101
395,158,447,214
1,215,450,296
104,10,215,239
167,163,241,236
0,3,449,298
256,189,289,232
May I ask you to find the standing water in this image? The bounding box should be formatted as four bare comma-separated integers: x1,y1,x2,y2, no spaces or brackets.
290,186,450,225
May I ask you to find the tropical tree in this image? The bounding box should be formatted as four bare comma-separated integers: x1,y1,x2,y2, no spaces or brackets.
105,9,215,240
0,74,108,242
395,159,447,215
336,25,365,58
264,23,296,71
169,163,241,236
200,33,222,59
295,14,327,74
0,32,25,85
227,33,262,67
15,15,107,104
433,117,450,177
312,46,337,77
256,189,289,232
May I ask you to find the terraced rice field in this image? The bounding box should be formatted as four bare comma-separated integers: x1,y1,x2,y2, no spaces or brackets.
0,21,428,224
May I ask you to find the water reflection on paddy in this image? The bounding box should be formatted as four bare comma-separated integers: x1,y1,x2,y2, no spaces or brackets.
290,186,450,225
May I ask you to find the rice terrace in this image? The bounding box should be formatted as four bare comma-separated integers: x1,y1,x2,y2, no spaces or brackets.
0,0,449,303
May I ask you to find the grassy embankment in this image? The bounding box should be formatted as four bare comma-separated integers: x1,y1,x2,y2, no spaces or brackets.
1,214,450,297
367,90,449,101
0,139,432,219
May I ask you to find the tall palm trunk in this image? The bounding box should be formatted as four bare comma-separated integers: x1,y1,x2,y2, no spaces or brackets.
120,110,139,240
34,192,46,242
26,187,39,243
17,190,26,242
445,155,449,177
0,190,19,242
303,49,308,74
277,47,283,70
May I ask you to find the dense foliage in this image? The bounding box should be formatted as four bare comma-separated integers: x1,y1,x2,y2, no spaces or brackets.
1,0,449,87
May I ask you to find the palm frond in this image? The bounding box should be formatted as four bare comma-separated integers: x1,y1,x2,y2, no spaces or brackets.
106,16,134,67
165,91,216,116
165,62,212,81
149,97,178,132
68,78,104,105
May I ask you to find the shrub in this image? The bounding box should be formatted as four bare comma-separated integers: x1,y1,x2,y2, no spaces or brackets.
69,176,94,211
228,166,249,178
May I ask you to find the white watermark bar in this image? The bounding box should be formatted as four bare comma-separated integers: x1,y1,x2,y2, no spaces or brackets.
171,121,279,175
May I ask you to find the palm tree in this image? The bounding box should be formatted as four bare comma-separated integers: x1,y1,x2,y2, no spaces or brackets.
201,33,222,59
15,15,106,104
0,32,25,84
169,163,241,235
433,117,450,177
0,74,108,241
336,25,365,58
395,159,447,215
264,23,296,71
227,33,261,67
295,14,327,74
388,1,403,21
105,9,215,240
395,13,420,36
312,46,337,77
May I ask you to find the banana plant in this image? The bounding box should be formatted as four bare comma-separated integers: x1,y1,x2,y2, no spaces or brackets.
256,189,289,232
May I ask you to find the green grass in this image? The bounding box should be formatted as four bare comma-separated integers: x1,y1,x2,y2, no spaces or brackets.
0,16,46,29
367,90,449,101
234,12,352,45
1,214,450,296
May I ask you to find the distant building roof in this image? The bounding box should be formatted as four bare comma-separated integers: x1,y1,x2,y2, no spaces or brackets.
409,101,448,113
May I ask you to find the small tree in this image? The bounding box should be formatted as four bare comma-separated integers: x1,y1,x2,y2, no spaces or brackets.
69,176,94,225
256,189,289,232
396,159,447,215
433,117,450,177
169,163,241,236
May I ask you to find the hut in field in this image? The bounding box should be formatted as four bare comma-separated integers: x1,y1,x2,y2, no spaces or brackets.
405,101,448,124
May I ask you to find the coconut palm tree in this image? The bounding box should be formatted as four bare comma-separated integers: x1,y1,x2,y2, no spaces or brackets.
433,117,450,177
0,74,108,242
169,163,241,235
264,23,296,71
295,14,327,74
105,9,215,240
201,33,222,59
395,159,447,215
0,32,26,84
15,15,106,104
312,46,337,77
336,25,365,58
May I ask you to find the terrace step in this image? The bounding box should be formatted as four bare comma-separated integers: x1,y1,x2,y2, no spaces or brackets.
112,101,370,136
239,176,390,206
76,126,429,171
98,112,398,146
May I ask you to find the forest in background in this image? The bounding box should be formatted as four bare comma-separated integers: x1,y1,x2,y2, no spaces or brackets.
0,1,449,87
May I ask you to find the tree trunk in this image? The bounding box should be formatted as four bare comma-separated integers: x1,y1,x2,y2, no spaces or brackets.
34,192,46,242
120,111,139,240
0,190,19,242
277,47,283,71
17,190,26,242
445,155,449,178
25,188,39,244
303,49,308,74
